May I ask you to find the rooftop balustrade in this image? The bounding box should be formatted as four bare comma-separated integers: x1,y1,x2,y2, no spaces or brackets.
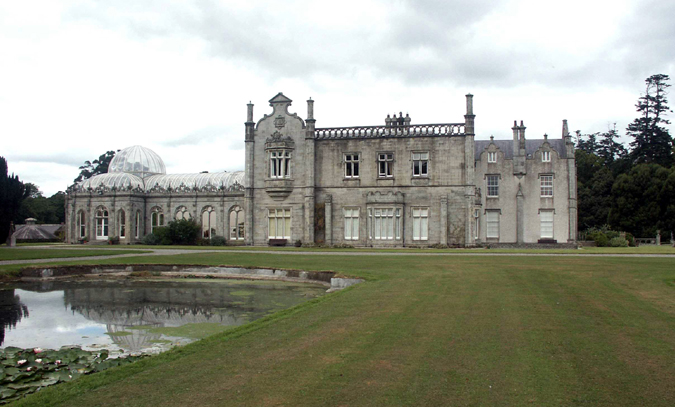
314,123,466,140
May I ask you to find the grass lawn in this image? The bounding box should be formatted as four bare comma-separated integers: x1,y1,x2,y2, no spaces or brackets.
10,252,675,406
0,248,150,262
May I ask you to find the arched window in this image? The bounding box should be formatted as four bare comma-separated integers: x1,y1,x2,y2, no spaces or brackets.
77,210,86,239
135,210,142,239
229,206,245,240
95,207,109,240
118,210,126,238
151,207,164,232
201,206,216,239
175,206,191,220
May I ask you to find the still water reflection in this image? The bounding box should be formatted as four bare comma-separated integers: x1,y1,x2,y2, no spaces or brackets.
0,279,325,354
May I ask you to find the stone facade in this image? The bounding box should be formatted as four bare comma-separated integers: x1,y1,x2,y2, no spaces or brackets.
65,92,577,247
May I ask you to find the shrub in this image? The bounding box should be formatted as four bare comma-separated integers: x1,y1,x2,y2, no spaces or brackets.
609,237,629,247
593,232,609,247
168,219,201,245
141,233,161,245
152,226,172,245
294,239,302,247
108,236,120,245
210,235,227,246
624,232,635,247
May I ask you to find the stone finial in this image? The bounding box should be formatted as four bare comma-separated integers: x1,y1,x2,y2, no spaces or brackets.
385,114,392,127
404,113,411,126
544,133,548,141
490,135,494,141
562,119,569,138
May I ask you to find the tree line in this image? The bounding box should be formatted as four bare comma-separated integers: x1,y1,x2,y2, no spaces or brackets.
576,74,675,239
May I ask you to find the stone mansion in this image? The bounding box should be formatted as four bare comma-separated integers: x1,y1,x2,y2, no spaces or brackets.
65,93,577,247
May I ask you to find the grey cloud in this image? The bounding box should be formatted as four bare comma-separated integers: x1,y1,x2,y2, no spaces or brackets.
62,0,674,90
8,154,87,167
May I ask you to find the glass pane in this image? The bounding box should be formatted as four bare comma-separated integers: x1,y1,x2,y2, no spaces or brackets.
353,217,359,240
421,217,428,240
269,215,276,238
284,213,291,238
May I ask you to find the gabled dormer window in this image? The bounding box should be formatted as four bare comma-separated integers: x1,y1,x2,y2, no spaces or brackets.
487,152,497,163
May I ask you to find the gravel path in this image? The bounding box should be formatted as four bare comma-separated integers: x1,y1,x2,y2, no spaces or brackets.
1,246,674,266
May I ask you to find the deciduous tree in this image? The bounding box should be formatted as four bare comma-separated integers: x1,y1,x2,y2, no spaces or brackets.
73,150,118,184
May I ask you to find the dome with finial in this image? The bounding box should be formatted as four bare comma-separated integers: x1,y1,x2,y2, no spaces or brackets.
108,145,166,179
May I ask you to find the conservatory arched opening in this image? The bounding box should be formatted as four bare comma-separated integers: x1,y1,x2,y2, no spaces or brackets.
229,206,245,240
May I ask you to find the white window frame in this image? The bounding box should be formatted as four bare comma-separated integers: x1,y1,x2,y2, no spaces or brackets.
368,207,401,240
268,209,291,239
412,207,429,241
487,151,497,163
378,153,394,178
540,210,554,239
175,206,191,220
230,206,245,240
540,175,553,197
77,211,86,239
344,153,360,178
135,211,141,239
95,208,109,240
412,152,429,177
118,210,126,238
486,211,499,239
343,207,360,240
269,150,291,179
201,206,216,239
486,175,499,197
542,151,551,162
474,209,480,240
151,208,164,233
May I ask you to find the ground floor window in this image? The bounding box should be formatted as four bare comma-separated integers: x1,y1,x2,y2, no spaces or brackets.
368,208,401,240
474,209,480,240
412,207,428,240
119,210,126,238
344,208,360,240
202,206,216,239
151,208,164,232
486,211,499,239
230,206,245,240
77,211,86,239
268,209,291,239
540,210,554,239
95,208,109,240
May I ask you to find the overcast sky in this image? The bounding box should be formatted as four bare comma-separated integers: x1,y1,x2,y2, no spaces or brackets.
2,0,673,196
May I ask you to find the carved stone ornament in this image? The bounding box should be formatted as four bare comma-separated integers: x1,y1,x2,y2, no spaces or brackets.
265,131,295,147
274,115,286,129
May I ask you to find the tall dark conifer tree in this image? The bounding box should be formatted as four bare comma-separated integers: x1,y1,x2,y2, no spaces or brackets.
627,74,673,167
0,157,30,243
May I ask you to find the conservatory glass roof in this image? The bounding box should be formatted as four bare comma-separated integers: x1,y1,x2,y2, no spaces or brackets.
108,145,166,178
79,172,145,191
144,172,245,191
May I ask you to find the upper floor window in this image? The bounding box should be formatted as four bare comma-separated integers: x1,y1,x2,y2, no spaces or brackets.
487,151,497,163
486,175,499,197
344,154,359,178
378,153,394,178
540,175,553,197
412,152,429,177
542,151,551,162
270,150,291,179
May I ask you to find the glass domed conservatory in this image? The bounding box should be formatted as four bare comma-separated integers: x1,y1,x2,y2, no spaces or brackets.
66,145,246,244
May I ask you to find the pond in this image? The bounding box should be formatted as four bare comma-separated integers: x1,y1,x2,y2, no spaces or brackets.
0,278,326,355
